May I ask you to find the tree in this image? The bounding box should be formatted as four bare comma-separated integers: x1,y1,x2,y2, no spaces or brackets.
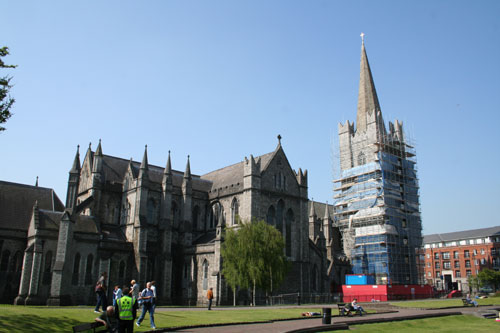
0,46,16,131
467,275,482,294
477,268,500,292
221,218,290,306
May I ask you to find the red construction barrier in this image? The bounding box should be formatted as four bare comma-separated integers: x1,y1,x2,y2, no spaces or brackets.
341,284,434,302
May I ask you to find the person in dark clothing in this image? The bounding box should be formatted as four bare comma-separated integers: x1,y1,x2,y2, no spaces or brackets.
94,272,108,313
95,306,118,333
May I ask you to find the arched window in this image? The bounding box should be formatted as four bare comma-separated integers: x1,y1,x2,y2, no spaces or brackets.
202,259,209,290
72,253,81,286
147,199,156,225
85,254,93,285
312,265,318,291
358,152,366,166
276,200,284,233
122,200,130,225
231,198,239,225
209,202,222,229
171,201,178,228
43,251,52,285
11,251,22,273
0,250,10,271
266,206,275,226
119,261,126,282
192,206,200,231
285,209,294,257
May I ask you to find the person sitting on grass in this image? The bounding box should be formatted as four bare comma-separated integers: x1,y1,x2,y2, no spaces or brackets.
95,305,118,333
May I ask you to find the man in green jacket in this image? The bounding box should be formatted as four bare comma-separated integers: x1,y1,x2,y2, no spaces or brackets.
115,287,138,333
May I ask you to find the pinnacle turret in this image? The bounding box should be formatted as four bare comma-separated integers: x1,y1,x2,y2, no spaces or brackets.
70,145,81,173
139,145,149,180
309,200,316,217
184,155,191,179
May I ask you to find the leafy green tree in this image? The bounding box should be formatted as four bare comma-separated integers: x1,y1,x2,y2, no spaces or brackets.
0,46,16,131
477,268,500,292
467,275,482,294
221,218,289,306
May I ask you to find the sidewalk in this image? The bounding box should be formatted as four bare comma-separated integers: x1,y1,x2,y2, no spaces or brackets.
153,305,500,333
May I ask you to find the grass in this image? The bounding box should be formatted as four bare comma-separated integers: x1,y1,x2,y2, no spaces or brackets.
390,296,500,309
321,315,500,332
0,305,323,332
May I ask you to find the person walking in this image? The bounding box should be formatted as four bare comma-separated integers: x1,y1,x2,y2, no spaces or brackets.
207,287,214,310
94,272,108,313
136,282,156,330
115,287,138,333
150,281,157,311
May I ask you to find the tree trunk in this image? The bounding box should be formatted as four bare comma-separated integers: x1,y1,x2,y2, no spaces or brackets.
270,266,273,306
233,283,236,307
253,279,256,306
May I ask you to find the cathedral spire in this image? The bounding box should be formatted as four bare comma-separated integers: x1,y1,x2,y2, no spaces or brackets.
356,33,381,133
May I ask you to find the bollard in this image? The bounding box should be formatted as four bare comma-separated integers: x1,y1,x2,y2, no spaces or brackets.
322,307,332,325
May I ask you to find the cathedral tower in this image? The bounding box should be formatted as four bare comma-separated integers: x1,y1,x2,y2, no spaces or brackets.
334,35,423,285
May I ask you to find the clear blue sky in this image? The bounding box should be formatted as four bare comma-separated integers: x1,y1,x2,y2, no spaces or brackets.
2,0,499,235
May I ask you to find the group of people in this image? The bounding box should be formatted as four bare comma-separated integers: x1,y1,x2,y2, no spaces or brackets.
94,272,157,332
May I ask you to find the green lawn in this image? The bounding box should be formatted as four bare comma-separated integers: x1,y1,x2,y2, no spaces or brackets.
0,305,323,332
322,315,500,332
390,296,500,309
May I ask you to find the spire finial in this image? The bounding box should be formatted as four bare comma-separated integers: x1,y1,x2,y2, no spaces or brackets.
277,134,282,145
360,32,365,44
35,176,38,187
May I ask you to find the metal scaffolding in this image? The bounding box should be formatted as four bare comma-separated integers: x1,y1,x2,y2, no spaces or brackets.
334,134,424,285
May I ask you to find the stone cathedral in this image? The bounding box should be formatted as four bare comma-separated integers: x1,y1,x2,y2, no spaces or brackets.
7,138,349,306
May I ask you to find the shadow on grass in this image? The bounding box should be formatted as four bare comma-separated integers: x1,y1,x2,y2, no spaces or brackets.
0,314,84,333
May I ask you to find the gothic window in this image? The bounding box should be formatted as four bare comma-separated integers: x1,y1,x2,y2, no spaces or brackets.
231,198,239,225
209,202,222,229
42,251,52,285
312,265,318,291
119,261,126,282
192,206,200,231
203,259,209,290
147,199,156,225
11,251,22,273
285,209,294,257
122,200,130,225
266,206,275,226
171,201,178,228
72,253,81,286
0,250,10,271
276,200,284,233
358,152,366,166
85,254,93,285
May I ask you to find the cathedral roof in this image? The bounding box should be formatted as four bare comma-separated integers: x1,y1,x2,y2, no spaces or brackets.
0,181,64,231
100,154,212,192
36,210,99,234
201,151,274,190
308,200,334,220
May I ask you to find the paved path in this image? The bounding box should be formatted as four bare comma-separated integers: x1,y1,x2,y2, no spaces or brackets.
156,305,500,333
